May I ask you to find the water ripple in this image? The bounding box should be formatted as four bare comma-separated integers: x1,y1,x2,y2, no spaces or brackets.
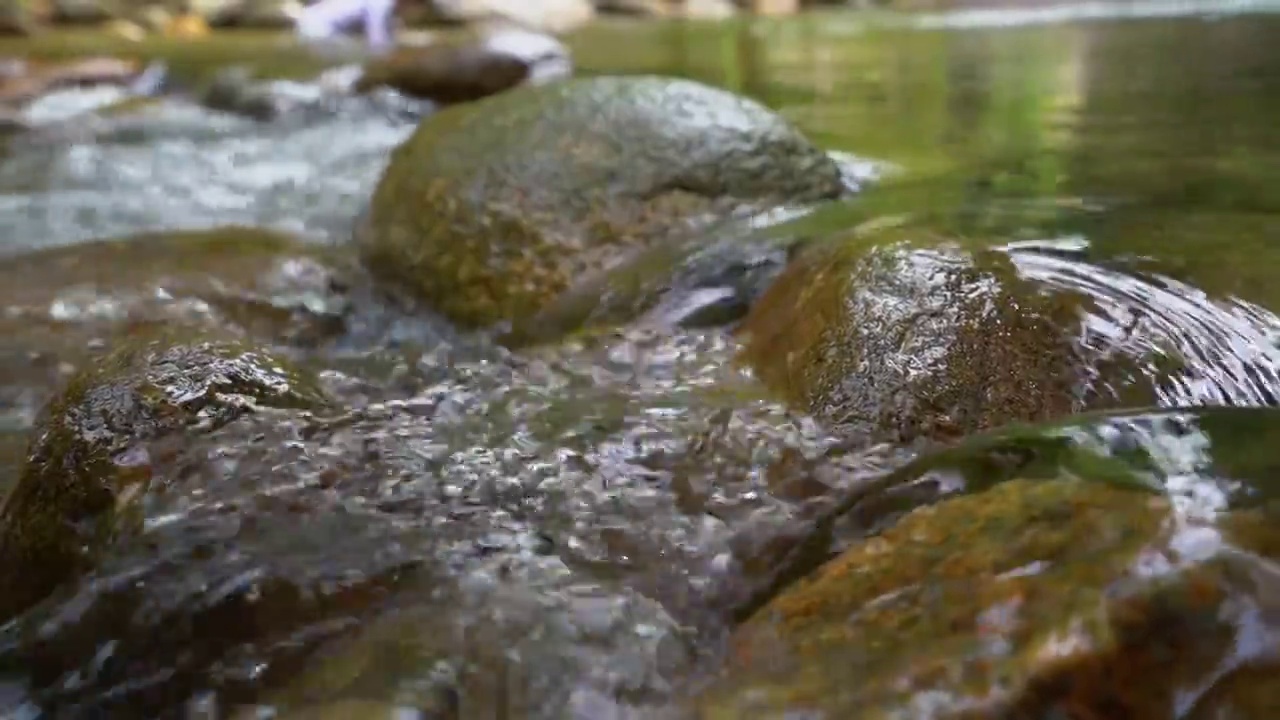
1006,236,1280,407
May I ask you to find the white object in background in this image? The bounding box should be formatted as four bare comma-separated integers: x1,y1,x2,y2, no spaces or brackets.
295,0,397,52
480,26,573,85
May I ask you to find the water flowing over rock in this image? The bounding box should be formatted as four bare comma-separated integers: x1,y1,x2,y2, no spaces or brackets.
0,333,330,622
694,407,1280,719
0,227,363,433
0,326,874,717
739,217,1280,447
357,74,845,331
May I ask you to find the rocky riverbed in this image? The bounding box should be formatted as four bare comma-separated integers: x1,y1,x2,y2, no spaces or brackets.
2,8,1280,719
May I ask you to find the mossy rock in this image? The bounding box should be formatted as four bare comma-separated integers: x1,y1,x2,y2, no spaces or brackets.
738,231,1162,445
696,476,1280,719
0,332,330,622
356,74,845,329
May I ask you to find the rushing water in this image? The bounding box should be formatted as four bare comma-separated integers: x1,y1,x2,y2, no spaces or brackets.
1,6,1280,719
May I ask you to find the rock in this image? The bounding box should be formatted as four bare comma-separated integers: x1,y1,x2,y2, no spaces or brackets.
357,75,844,329
201,66,314,120
738,230,1168,446
0,56,141,106
256,581,687,718
0,0,36,35
0,226,354,478
421,0,595,35
0,106,27,134
695,436,1280,719
0,324,837,716
0,333,330,623
354,26,572,103
593,0,672,16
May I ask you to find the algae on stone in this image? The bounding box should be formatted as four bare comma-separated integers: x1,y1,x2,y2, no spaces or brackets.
0,332,329,622
697,475,1280,719
357,74,844,329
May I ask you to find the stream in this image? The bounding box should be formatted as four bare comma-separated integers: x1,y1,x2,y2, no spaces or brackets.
2,5,1280,719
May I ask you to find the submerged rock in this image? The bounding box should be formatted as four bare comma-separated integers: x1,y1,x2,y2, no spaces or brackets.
357,75,844,330
739,230,1165,446
0,333,329,623
354,26,572,104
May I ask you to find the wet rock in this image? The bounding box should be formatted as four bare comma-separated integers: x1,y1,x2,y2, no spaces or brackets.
0,56,140,106
200,66,322,121
0,106,26,134
0,325,849,717
354,26,572,104
697,468,1280,719
0,333,330,623
357,75,845,330
420,0,595,35
258,579,690,719
198,64,431,122
739,230,1166,446
502,210,802,346
0,226,354,443
698,406,1280,719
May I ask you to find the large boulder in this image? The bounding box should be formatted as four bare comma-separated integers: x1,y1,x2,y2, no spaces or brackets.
738,228,1173,446
694,408,1280,718
357,75,845,329
0,334,330,622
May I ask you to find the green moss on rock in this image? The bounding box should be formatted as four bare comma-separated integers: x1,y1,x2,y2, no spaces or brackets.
0,332,330,622
356,74,845,329
697,477,1280,719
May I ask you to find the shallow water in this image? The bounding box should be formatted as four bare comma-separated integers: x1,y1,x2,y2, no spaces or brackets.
1,5,1280,719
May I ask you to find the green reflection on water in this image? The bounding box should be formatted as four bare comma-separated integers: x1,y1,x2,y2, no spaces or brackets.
572,13,1280,310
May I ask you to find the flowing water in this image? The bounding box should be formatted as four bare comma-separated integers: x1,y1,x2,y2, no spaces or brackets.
0,5,1279,719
